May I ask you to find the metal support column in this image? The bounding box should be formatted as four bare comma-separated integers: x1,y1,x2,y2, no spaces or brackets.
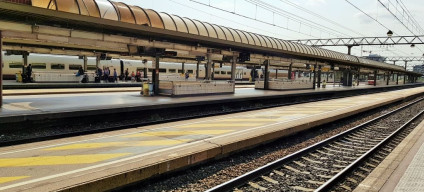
231,55,236,81
396,73,399,85
386,72,390,85
196,60,200,79
404,61,408,70
153,56,160,95
317,65,322,88
275,69,278,79
264,60,270,90
95,55,100,69
181,62,185,74
356,67,360,86
205,53,212,80
404,74,406,84
23,52,28,67
83,55,88,72
288,62,293,80
0,31,2,107
347,45,353,55
373,70,377,86
313,62,317,89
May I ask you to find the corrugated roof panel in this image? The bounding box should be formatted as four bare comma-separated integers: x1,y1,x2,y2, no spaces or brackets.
210,24,226,40
158,12,177,31
94,0,118,21
171,15,188,33
203,22,218,39
192,19,209,36
127,5,150,26
181,17,199,35
227,28,242,43
144,9,164,29
112,2,135,24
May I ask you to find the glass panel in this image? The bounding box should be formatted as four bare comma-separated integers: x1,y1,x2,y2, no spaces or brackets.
178,69,183,73
113,2,135,24
286,42,296,52
80,0,100,17
8,62,23,69
234,29,249,44
87,65,96,70
171,15,188,33
128,6,150,26
187,70,194,74
295,43,305,53
144,9,164,29
303,45,313,55
227,28,241,43
56,0,80,14
262,36,273,48
220,27,234,41
69,64,82,70
220,71,226,74
310,47,318,55
248,32,261,46
192,19,209,36
242,31,255,45
158,13,177,31
94,0,118,21
203,22,217,38
51,63,65,70
159,68,166,73
211,24,227,40
255,34,267,47
31,63,46,69
182,18,198,35
169,69,176,73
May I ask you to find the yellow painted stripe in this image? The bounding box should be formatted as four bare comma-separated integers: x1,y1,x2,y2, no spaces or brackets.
44,142,126,150
219,119,279,122
129,139,191,146
124,130,234,138
0,176,29,184
0,154,131,167
179,123,263,128
44,140,192,150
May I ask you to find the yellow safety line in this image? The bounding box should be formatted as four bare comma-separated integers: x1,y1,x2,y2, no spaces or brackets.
124,130,234,138
0,176,29,184
0,153,131,167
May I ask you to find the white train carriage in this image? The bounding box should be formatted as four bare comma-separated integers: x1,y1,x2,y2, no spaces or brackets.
2,53,289,82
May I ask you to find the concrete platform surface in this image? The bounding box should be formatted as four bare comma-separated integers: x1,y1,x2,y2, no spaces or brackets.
0,84,407,121
0,87,423,191
354,117,424,192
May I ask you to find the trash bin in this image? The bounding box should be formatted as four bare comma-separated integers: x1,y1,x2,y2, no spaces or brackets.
142,82,149,96
16,73,22,82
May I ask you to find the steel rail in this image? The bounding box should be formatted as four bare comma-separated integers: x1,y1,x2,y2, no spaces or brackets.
315,106,424,191
206,97,424,192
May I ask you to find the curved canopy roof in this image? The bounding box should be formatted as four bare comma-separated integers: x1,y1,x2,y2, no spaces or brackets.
26,0,405,72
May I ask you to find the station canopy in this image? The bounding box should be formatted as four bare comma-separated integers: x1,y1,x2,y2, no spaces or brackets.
15,0,407,72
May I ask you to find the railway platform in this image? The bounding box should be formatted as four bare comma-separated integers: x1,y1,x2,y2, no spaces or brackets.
0,84,421,124
0,86,423,191
354,112,424,192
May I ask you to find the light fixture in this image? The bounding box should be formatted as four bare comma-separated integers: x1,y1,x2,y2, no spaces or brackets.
387,30,393,37
411,44,416,48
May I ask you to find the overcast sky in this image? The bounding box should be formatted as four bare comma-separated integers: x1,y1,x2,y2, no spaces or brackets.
123,0,424,69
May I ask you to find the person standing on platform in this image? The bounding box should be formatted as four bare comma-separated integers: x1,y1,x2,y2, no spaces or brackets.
113,68,118,83
136,70,141,82
26,64,32,83
185,71,189,80
125,68,129,81
78,66,84,83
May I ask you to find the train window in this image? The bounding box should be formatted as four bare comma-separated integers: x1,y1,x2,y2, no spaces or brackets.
187,70,194,74
31,63,46,69
136,67,145,71
169,69,176,73
178,70,183,73
159,68,167,73
148,68,153,72
221,71,226,74
214,71,220,74
51,64,65,70
69,64,82,70
9,62,23,68
227,71,231,75
87,65,97,70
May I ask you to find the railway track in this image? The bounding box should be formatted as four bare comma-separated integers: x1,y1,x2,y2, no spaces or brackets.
206,98,424,192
